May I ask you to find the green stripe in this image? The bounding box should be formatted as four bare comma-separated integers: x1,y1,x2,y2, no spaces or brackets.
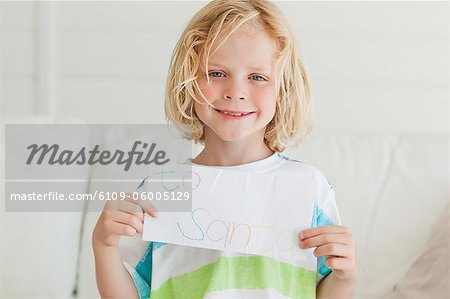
150,255,316,299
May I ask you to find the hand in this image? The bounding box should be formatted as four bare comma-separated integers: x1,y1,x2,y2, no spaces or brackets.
92,193,159,248
298,225,358,281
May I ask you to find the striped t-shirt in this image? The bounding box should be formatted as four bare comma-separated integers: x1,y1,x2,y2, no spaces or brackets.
120,152,342,298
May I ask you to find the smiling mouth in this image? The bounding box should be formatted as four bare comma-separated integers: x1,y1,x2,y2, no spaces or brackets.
213,108,255,117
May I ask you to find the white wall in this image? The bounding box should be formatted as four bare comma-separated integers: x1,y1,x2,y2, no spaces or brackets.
1,1,448,133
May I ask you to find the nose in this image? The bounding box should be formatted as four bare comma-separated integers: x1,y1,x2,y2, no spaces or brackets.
223,81,246,101
224,94,245,100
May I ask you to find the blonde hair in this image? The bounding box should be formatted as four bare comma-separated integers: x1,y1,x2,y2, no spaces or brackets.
165,0,313,152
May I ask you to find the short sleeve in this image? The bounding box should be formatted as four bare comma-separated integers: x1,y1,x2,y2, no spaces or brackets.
312,170,343,286
118,234,153,298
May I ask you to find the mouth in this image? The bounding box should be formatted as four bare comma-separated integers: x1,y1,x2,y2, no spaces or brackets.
213,108,255,119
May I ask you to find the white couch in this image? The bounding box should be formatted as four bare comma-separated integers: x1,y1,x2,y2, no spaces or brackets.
1,117,448,298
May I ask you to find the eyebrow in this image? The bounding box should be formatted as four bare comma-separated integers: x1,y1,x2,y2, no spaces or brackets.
208,62,270,74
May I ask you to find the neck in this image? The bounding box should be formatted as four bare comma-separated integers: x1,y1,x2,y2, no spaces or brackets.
192,128,275,166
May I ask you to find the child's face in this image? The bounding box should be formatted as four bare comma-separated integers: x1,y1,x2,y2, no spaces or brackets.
194,24,278,143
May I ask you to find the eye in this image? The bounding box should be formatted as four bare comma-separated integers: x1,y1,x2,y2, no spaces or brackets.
209,71,224,78
250,74,267,81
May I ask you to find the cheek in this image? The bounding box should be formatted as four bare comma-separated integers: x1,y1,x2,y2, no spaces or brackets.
193,100,208,121
196,79,218,104
253,86,277,114
203,87,216,103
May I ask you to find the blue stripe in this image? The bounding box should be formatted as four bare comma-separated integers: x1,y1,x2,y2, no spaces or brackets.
153,241,167,250
132,241,168,298
131,269,151,299
311,202,335,276
276,153,305,163
133,242,153,298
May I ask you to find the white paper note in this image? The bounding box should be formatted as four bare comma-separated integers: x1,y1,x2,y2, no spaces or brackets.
142,164,316,262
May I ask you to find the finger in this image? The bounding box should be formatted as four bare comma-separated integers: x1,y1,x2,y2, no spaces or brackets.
107,219,139,237
132,210,144,223
104,198,145,222
299,225,350,240
299,233,352,248
106,197,143,213
313,243,352,258
117,200,145,222
110,211,143,233
325,256,354,271
121,192,159,218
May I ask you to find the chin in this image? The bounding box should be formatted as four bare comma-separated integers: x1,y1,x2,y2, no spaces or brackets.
215,130,247,142
218,134,245,142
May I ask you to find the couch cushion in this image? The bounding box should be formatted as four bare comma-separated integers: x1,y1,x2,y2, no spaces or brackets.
387,203,449,299
284,132,449,298
0,116,89,299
